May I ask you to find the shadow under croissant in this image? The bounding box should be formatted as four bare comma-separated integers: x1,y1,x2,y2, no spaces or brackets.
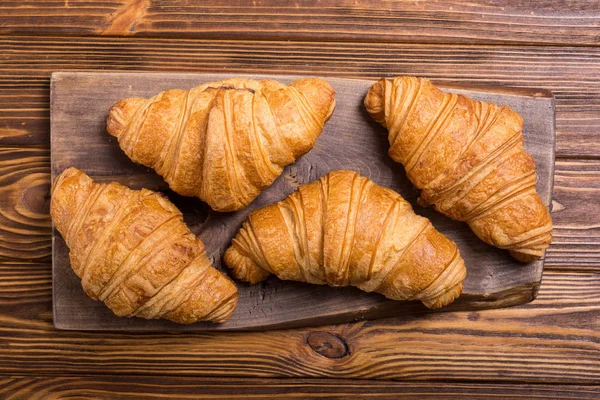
242,275,539,320
54,243,538,333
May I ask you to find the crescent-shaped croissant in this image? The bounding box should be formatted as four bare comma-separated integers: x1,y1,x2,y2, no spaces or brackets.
107,77,336,212
224,170,466,309
51,168,238,324
365,77,552,262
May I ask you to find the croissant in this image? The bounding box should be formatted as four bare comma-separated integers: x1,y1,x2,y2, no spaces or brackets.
50,167,238,324
365,77,552,262
225,170,466,309
107,77,336,212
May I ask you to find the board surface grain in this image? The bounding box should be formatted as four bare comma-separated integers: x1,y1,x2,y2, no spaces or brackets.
50,72,555,331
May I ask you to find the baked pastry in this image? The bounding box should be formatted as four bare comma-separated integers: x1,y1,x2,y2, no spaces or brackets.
51,167,238,324
225,170,466,309
365,76,552,262
107,77,336,212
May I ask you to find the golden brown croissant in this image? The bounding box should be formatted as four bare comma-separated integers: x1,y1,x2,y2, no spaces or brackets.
224,170,466,309
51,168,238,324
365,77,552,262
107,77,336,212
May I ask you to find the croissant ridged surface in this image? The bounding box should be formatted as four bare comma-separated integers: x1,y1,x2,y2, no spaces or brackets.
365,77,552,262
225,170,466,309
51,168,238,324
107,77,336,212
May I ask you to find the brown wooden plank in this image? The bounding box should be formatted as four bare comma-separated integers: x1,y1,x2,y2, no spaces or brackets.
1,1,600,45
0,148,51,262
546,159,600,269
0,263,598,382
49,71,554,331
0,36,598,157
1,148,595,270
1,376,599,399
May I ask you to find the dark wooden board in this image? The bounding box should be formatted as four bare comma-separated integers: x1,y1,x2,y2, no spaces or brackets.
50,72,555,331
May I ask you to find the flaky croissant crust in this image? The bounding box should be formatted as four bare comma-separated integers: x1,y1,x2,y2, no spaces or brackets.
107,77,336,212
365,77,552,262
225,170,466,309
51,168,238,324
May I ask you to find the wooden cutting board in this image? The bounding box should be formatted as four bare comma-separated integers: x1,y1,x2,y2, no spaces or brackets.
51,72,555,331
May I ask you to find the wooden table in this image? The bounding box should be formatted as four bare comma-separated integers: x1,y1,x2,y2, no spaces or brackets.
0,1,599,398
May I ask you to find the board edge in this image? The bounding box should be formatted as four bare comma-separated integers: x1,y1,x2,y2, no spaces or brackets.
49,72,555,331
49,71,555,99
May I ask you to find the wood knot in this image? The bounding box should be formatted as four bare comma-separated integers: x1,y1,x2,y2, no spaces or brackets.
21,180,51,214
306,332,349,359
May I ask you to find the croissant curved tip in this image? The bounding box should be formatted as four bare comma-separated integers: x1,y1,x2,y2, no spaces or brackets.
290,77,336,122
163,291,238,325
55,166,84,179
106,97,146,139
509,250,542,263
51,167,91,204
364,78,388,125
52,166,81,187
421,281,464,309
106,100,127,138
417,246,467,309
202,292,239,324
224,243,271,284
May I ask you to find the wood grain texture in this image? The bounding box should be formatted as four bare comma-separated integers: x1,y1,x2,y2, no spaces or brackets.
547,159,600,269
0,262,598,382
0,148,51,261
0,6,598,387
1,150,596,270
49,71,554,331
1,376,599,400
1,1,599,45
1,36,598,157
